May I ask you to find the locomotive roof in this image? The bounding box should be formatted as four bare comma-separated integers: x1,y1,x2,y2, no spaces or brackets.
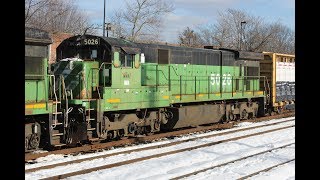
219,48,264,60
60,34,263,61
66,34,229,54
100,36,263,60
25,27,52,45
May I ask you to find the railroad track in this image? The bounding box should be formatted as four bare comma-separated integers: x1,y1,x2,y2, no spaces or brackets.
26,122,294,179
237,159,295,180
170,143,295,179
25,118,294,173
25,112,294,161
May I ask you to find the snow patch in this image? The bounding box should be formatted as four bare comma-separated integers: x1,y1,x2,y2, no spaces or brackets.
34,154,67,163
60,57,83,61
235,122,253,127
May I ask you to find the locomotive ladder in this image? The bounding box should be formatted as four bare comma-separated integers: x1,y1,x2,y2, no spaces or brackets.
49,75,66,147
83,99,99,141
51,101,66,147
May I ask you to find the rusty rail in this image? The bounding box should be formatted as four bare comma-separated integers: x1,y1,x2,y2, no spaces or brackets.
237,159,295,180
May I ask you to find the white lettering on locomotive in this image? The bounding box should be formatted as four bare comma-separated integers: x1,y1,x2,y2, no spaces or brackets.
211,73,231,86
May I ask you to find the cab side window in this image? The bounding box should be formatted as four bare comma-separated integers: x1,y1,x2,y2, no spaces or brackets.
125,54,134,68
120,51,134,68
120,51,126,67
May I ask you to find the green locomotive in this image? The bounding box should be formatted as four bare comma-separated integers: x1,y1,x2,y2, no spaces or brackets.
48,34,267,146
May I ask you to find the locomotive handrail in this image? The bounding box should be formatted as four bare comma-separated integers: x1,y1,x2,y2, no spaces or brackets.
172,75,267,101
60,75,69,128
140,65,269,94
143,64,170,80
82,71,90,99
48,74,58,128
144,64,178,77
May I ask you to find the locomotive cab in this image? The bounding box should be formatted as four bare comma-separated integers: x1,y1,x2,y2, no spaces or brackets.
56,35,142,94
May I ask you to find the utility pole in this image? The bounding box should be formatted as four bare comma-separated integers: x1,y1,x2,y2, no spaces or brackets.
103,0,106,37
240,21,246,50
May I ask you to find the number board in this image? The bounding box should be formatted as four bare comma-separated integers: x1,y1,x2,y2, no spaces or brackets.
81,38,100,45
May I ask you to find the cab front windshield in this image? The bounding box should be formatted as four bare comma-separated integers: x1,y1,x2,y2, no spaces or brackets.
59,45,111,63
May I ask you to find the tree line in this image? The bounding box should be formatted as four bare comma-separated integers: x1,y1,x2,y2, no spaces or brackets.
25,0,294,54
178,9,295,54
25,0,95,35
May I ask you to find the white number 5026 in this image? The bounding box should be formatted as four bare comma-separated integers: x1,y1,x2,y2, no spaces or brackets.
84,39,99,45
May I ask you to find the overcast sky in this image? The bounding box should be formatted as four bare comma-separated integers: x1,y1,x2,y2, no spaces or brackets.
75,0,295,43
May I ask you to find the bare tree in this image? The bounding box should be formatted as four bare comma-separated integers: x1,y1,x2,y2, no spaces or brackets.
195,9,294,54
178,27,203,47
111,0,174,42
111,12,128,39
263,23,295,54
25,0,95,35
198,22,231,48
25,0,50,23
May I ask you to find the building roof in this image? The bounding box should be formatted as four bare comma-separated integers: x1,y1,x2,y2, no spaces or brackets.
25,27,52,44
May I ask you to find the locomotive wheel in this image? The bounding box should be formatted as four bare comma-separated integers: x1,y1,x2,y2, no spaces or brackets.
229,113,235,121
107,131,114,140
277,107,282,114
29,133,40,150
241,110,248,120
136,126,143,135
268,108,272,116
221,115,228,124
154,120,161,130
128,123,137,134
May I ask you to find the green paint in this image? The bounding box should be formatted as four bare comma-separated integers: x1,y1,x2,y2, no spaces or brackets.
25,58,54,115
55,51,264,114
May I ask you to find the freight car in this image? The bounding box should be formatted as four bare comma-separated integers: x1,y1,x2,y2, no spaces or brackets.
25,27,63,151
46,34,268,148
260,52,295,114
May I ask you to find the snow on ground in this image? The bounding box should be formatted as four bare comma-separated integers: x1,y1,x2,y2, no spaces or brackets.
65,127,294,180
185,144,295,180
251,160,295,180
25,117,295,180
